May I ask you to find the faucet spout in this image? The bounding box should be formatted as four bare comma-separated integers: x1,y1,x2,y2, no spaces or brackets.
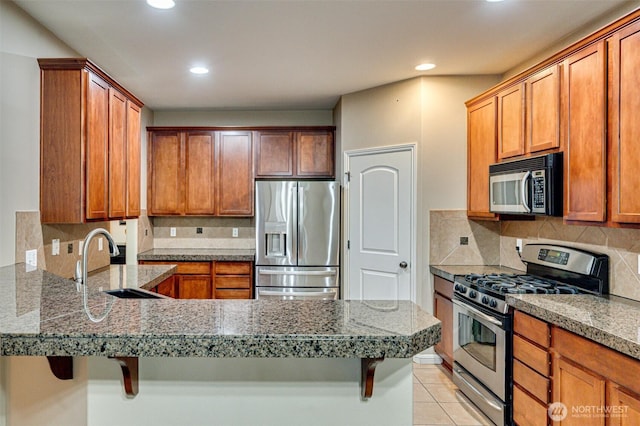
75,228,120,287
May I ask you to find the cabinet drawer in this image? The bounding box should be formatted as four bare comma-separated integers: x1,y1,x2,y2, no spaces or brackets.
514,335,549,376
214,261,252,275
513,385,549,426
513,359,550,403
434,276,454,299
514,310,550,348
215,276,252,289
176,262,211,275
215,289,252,299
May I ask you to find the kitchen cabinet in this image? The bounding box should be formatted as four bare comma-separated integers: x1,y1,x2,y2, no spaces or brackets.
433,276,453,369
497,84,525,160
255,129,335,178
217,131,254,216
552,326,640,426
213,261,253,299
512,311,551,426
562,41,607,223
126,102,142,217
38,58,143,223
154,275,176,298
147,129,254,217
466,97,497,219
608,20,640,224
526,64,560,154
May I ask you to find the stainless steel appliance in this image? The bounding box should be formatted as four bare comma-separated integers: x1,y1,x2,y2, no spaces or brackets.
489,152,563,216
452,244,609,426
255,181,340,300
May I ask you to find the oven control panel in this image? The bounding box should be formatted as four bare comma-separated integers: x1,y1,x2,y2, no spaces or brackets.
453,282,509,314
537,248,570,265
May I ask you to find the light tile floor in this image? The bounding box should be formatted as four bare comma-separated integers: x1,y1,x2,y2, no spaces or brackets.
413,363,493,426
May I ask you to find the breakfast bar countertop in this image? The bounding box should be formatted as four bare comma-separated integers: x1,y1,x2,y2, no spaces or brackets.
138,248,255,262
0,263,440,359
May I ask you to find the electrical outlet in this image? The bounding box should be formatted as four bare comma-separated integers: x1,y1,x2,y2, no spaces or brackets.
638,254,640,275
52,239,60,256
232,227,239,238
170,227,176,237
68,243,73,254
25,249,37,268
196,227,203,234
79,240,84,255
516,239,523,252
98,237,103,251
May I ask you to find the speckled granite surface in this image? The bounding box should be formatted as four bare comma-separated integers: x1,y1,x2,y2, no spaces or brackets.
0,264,440,359
507,294,640,361
430,265,523,281
138,248,255,262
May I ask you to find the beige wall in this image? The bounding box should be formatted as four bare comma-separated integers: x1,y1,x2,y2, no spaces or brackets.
0,0,77,267
338,75,501,310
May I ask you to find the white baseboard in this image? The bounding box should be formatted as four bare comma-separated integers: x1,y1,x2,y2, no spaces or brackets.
412,353,443,365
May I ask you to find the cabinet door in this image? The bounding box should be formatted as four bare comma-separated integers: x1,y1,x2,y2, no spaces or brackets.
177,275,212,299
296,131,335,177
608,383,640,426
434,293,453,367
217,131,254,216
609,22,640,224
148,131,184,215
255,131,294,177
553,357,605,426
126,101,141,218
86,72,110,220
155,275,176,298
467,97,497,219
185,131,216,215
563,41,607,222
497,84,525,159
108,88,127,219
526,64,560,153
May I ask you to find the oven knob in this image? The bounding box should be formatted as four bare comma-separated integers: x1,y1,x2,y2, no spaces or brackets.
481,296,489,305
454,284,461,292
489,299,498,308
469,290,477,298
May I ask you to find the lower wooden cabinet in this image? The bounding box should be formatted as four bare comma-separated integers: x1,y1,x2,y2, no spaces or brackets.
141,260,254,299
433,276,453,369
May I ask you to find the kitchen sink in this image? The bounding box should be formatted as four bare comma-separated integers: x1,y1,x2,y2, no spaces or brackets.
104,288,163,299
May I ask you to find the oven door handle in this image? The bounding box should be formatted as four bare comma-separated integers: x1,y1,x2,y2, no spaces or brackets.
454,366,503,411
452,299,503,327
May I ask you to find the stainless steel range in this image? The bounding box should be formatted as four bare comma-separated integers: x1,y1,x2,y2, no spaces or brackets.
451,244,609,426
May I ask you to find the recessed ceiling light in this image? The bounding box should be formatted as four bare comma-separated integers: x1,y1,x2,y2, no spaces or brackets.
486,0,505,2
146,0,175,9
415,63,436,71
190,66,209,75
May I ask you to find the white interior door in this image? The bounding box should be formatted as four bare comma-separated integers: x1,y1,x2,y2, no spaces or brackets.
345,146,414,301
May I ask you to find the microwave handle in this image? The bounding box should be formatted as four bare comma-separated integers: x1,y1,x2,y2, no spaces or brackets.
521,171,531,213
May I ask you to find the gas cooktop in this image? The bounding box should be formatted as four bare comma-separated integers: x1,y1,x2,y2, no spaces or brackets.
453,244,610,314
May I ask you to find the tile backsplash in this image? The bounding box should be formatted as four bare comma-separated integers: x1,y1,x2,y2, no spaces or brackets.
152,216,255,249
430,210,640,302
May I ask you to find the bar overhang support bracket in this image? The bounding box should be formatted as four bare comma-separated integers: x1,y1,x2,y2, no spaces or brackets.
360,357,384,400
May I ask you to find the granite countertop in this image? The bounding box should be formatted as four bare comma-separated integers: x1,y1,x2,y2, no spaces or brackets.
430,264,524,281
0,263,440,359
507,293,640,361
138,248,255,262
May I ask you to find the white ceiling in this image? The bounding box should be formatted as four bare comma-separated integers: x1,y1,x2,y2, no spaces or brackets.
14,0,637,110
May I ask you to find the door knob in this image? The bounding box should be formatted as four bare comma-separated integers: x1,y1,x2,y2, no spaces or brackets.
399,261,408,269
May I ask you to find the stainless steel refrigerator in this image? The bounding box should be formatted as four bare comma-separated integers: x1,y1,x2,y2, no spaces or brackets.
255,181,340,300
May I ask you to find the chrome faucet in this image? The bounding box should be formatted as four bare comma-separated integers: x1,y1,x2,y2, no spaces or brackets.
75,228,120,288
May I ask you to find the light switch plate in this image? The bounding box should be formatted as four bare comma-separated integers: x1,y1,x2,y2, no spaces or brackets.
79,240,84,255
232,228,239,238
26,249,37,269
52,239,60,256
170,227,176,237
98,237,103,251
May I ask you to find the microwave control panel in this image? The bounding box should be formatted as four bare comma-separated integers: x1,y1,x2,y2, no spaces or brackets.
531,170,546,213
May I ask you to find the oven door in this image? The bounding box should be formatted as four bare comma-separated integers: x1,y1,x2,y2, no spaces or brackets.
489,170,531,214
452,298,508,401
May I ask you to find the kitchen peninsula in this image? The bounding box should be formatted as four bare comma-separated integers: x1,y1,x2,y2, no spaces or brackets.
1,263,440,426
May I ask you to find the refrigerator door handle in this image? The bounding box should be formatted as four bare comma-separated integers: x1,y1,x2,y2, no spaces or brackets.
258,270,337,276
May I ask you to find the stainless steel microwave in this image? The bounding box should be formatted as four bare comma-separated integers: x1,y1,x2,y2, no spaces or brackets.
489,152,563,216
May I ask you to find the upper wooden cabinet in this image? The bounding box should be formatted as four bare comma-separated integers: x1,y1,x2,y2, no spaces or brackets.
526,65,560,154
563,41,607,223
147,129,254,217
255,129,335,178
467,97,497,219
39,58,143,224
609,20,640,224
497,84,525,159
